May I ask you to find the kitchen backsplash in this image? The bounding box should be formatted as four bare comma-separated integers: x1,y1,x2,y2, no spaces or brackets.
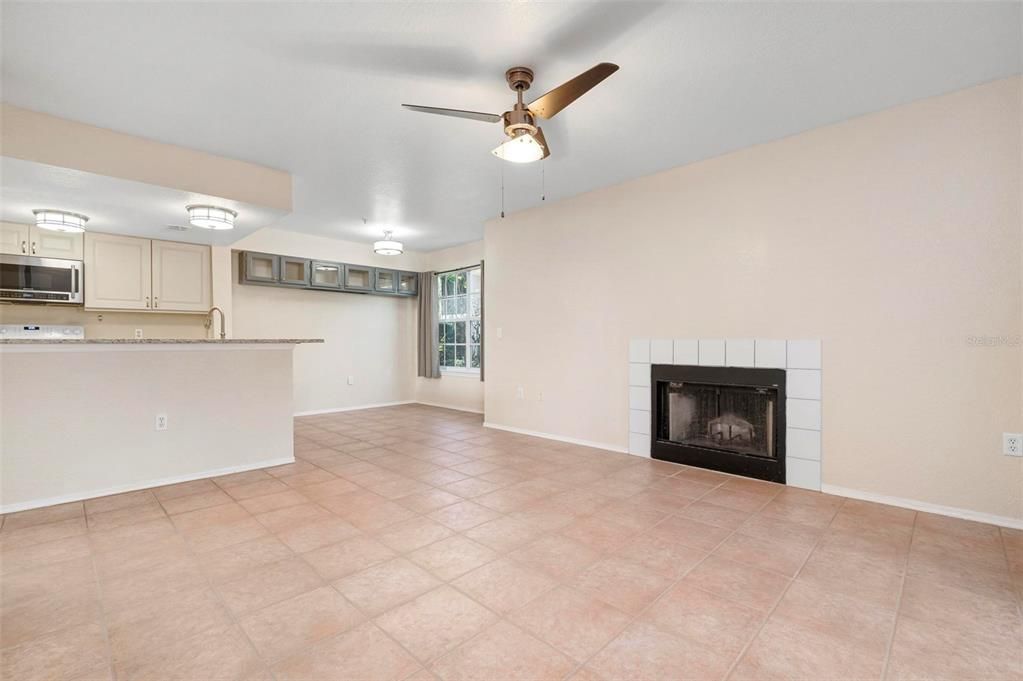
0,304,209,339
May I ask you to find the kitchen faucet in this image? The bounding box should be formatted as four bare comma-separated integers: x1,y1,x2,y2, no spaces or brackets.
204,306,227,340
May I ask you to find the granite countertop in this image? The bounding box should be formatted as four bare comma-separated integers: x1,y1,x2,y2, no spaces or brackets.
0,338,325,345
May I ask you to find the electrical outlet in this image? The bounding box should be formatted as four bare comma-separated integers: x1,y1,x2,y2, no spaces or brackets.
155,414,168,431
1004,433,1022,457
347,376,355,385
515,386,525,400
134,328,143,339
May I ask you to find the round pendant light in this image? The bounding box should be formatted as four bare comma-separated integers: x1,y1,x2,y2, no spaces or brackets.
374,230,403,256
33,209,89,233
186,204,237,230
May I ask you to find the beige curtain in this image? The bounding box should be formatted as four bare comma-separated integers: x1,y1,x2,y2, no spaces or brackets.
479,260,484,382
417,271,440,378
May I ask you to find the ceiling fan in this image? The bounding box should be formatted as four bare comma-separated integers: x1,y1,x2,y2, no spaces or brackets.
402,62,619,163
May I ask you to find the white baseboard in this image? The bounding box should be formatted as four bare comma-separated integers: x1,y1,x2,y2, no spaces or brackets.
483,421,629,454
0,456,295,514
294,401,414,416
821,483,1023,530
415,401,485,414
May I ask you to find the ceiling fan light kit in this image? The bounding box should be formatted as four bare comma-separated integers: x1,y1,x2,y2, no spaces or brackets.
491,126,545,163
402,62,619,164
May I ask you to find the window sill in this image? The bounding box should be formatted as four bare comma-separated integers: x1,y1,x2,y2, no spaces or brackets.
440,368,480,378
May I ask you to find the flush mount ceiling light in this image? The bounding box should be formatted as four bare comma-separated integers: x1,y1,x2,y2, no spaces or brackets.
373,230,403,256
186,204,237,230
33,209,89,233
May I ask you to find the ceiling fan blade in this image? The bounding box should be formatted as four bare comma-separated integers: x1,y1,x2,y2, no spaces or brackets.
527,63,619,119
401,104,502,123
534,127,551,160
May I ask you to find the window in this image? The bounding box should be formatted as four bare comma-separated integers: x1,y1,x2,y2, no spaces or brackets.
438,267,481,372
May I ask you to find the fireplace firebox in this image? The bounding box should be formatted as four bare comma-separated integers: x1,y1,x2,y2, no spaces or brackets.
651,365,786,483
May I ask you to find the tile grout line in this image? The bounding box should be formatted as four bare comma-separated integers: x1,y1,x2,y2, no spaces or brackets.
161,489,288,681
718,495,849,681
879,509,919,681
9,406,952,681
192,445,751,679
229,442,477,678
996,526,1023,634
203,451,430,678
86,533,117,681
163,447,429,678
277,437,528,677
563,477,782,680
350,457,728,676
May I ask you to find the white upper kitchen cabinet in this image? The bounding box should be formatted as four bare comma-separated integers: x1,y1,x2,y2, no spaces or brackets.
151,239,211,312
85,232,153,310
0,222,84,259
0,222,31,256
32,229,84,259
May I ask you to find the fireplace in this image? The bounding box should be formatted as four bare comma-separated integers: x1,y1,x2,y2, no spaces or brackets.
651,364,786,483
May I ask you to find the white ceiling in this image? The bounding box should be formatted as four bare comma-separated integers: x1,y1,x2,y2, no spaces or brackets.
0,158,288,247
2,2,1020,251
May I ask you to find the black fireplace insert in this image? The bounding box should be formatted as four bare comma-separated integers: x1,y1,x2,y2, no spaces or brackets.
650,364,786,483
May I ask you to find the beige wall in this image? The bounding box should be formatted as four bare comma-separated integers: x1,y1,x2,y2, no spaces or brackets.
414,240,486,413
225,230,488,415
229,228,422,414
1,104,292,212
1,345,295,511
0,304,208,339
484,77,1022,520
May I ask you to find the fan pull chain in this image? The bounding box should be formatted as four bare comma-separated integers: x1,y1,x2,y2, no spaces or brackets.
541,159,546,202
500,163,505,218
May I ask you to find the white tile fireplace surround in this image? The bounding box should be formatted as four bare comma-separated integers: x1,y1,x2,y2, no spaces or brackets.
628,338,822,491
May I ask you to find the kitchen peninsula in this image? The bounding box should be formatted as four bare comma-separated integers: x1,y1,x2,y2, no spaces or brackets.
0,338,322,512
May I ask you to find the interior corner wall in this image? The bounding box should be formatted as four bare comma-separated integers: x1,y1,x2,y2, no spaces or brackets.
414,240,486,413
483,77,1023,520
228,228,423,414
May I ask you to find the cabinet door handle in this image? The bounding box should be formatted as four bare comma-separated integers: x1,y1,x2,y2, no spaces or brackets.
20,240,26,253
30,241,36,254
154,297,158,308
145,296,150,308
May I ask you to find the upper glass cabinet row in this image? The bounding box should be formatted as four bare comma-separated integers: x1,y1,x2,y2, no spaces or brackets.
242,252,418,296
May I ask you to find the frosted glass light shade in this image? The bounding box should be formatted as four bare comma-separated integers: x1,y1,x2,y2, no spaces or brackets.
187,204,237,230
491,131,544,163
373,230,403,255
33,209,89,233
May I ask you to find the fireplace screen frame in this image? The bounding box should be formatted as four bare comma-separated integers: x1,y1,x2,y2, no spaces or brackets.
650,364,787,483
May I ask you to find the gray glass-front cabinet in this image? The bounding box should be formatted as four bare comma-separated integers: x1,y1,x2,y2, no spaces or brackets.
239,250,419,299
279,257,311,286
310,261,343,289
344,265,374,292
397,272,418,296
375,269,397,294
242,252,279,283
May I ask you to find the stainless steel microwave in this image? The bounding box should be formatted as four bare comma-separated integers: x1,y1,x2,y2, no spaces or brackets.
0,254,83,304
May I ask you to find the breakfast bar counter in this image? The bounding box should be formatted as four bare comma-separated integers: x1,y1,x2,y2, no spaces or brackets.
0,337,323,345
0,338,322,512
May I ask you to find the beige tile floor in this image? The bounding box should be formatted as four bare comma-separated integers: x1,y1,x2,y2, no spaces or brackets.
1,404,1021,681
